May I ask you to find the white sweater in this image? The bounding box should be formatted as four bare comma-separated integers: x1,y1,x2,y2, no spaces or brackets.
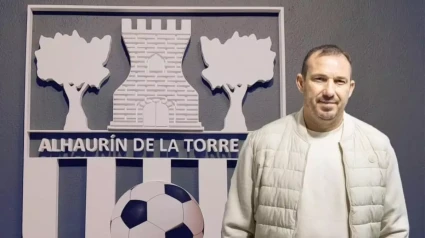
296,123,348,238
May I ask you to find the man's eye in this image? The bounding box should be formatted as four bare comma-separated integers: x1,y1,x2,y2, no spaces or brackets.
336,80,346,84
314,77,325,81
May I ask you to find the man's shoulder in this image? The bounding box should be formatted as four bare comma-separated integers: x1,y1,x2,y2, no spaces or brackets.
253,112,297,135
245,112,297,150
348,113,392,149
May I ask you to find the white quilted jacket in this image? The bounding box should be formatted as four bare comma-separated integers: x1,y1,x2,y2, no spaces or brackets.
222,109,409,238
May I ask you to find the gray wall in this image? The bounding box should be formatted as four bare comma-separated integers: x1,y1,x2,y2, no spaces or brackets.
0,0,424,237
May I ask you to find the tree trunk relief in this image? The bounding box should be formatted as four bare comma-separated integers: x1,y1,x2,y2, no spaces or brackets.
63,83,90,131
222,84,248,132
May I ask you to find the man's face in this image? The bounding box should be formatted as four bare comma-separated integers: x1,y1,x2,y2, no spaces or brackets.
296,53,355,124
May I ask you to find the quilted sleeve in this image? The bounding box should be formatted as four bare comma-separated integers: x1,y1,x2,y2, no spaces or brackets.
379,143,409,238
221,132,256,238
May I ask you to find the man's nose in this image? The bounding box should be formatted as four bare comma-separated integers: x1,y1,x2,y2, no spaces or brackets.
323,81,335,97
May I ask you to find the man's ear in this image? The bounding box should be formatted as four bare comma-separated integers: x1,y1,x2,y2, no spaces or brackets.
296,74,304,93
348,79,355,98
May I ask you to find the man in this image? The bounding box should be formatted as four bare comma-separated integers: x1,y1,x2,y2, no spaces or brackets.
222,45,409,238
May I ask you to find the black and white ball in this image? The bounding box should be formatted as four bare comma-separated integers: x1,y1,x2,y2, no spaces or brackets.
110,181,204,238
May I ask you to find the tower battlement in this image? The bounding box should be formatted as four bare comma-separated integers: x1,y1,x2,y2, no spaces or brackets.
122,19,191,34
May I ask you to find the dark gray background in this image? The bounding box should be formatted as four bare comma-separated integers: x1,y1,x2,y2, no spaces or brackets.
0,1,424,238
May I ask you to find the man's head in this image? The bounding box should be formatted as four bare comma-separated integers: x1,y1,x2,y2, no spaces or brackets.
296,44,355,132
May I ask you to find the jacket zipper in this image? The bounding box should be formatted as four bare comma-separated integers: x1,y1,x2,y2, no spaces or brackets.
340,143,353,238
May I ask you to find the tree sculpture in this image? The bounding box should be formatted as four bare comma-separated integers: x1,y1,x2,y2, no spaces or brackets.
200,31,276,132
35,30,112,131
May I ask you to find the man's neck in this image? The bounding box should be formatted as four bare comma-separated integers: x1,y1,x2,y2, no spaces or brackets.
303,109,344,133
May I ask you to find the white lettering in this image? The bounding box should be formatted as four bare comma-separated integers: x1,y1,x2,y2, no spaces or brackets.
207,139,218,152
86,138,97,152
134,138,144,152
73,138,85,152
168,139,179,152
184,139,194,152
219,139,229,152
160,139,167,152
194,139,206,152
36,137,238,154
61,138,74,152
99,138,109,152
230,139,239,152
146,138,154,152
51,139,61,152
116,138,127,151
38,139,52,152
110,134,115,151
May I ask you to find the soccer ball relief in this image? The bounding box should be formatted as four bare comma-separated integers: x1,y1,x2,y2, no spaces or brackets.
110,181,204,238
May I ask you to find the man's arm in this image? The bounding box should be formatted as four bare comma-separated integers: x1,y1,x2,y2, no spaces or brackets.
380,143,409,237
222,133,256,238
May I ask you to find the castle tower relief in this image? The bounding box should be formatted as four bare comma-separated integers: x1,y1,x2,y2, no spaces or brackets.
108,19,204,131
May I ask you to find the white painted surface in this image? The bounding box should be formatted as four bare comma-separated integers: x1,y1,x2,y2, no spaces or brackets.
34,30,111,131
148,194,184,231
24,6,286,238
28,5,284,13
200,31,276,132
278,9,287,117
130,181,165,200
28,130,252,134
22,158,59,238
183,200,205,235
129,222,164,237
111,190,131,220
198,160,228,238
108,19,204,131
110,218,129,238
85,159,116,238
143,159,171,183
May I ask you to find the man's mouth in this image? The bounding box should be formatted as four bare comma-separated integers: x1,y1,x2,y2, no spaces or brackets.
318,101,336,104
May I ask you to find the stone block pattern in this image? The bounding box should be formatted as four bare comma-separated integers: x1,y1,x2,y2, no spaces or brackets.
108,19,203,131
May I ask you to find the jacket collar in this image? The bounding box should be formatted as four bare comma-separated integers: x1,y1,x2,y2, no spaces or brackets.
295,107,355,143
